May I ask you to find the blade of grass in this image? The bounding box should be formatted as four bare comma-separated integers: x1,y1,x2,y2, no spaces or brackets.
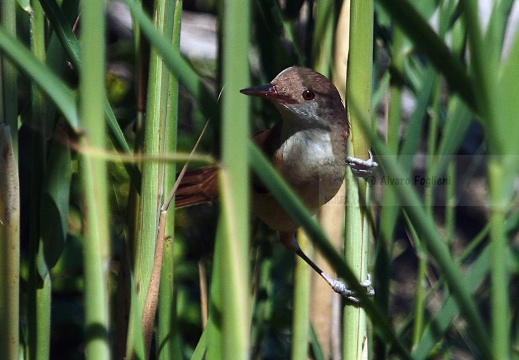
309,323,326,360
432,96,473,178
495,5,519,159
191,326,207,360
38,0,80,68
483,0,515,72
206,219,223,360
0,26,79,130
411,244,492,360
376,0,476,113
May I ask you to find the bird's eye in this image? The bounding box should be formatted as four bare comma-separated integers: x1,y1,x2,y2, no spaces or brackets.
302,89,315,100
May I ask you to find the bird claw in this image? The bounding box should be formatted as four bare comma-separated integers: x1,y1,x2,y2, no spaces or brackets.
329,274,375,303
346,151,378,178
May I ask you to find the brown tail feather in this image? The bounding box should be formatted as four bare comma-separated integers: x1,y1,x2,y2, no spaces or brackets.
175,166,219,208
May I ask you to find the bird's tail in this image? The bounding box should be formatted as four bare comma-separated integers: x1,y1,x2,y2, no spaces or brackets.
174,166,219,208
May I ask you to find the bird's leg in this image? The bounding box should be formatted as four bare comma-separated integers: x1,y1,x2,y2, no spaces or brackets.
346,150,378,177
279,232,375,303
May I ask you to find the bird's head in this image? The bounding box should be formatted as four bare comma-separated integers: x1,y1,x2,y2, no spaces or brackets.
240,66,347,130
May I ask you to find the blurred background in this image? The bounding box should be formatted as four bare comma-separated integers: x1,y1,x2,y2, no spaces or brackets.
2,0,519,359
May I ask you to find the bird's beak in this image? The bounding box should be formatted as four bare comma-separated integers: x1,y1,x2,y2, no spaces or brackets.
240,84,295,104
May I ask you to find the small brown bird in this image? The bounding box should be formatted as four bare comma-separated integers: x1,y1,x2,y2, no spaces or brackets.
176,66,375,300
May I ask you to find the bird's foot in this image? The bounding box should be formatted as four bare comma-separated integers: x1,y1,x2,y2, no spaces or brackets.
346,151,378,178
323,274,375,303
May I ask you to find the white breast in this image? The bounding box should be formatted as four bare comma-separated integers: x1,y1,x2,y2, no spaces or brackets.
280,130,342,181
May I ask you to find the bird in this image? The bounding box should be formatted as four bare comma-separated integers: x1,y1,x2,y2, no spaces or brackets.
175,66,375,300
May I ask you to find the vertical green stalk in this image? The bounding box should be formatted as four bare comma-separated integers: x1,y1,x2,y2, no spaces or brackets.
157,1,182,359
34,277,51,359
376,27,404,358
462,1,510,357
217,169,250,359
424,75,439,210
412,74,439,347
0,125,19,360
347,0,374,157
312,0,334,74
206,222,223,360
444,161,456,246
291,231,311,360
28,0,52,358
411,245,427,346
343,169,368,359
0,0,18,358
215,0,251,358
387,28,404,151
79,0,111,358
344,0,374,358
128,0,174,356
0,0,18,145
488,160,509,359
